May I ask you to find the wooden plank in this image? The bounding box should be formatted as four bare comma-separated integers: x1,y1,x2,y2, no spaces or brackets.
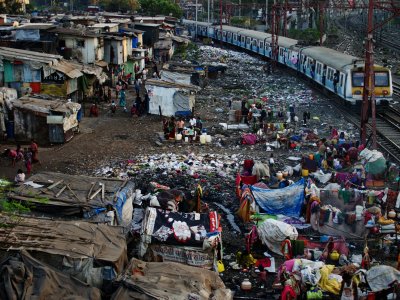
47,180,64,190
55,185,67,198
87,182,96,200
90,187,102,200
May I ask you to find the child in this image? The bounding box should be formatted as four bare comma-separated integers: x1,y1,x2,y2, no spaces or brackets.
14,169,25,183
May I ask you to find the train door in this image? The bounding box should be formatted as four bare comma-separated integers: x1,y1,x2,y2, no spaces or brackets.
325,67,335,91
315,62,323,84
337,73,345,97
208,26,214,38
222,31,227,42
288,51,299,70
259,40,264,55
240,35,246,48
278,47,284,64
227,31,232,44
245,36,251,50
265,42,271,58
233,33,237,45
252,38,258,53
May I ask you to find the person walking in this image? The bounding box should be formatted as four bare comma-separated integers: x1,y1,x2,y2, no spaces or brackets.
30,139,40,165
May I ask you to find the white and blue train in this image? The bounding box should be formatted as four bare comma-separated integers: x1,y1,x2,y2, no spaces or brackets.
184,20,393,105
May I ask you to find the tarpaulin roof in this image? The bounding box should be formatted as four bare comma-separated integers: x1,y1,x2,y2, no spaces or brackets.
251,178,305,218
0,215,128,272
11,97,81,114
8,172,134,224
146,79,200,91
112,258,232,300
0,250,101,300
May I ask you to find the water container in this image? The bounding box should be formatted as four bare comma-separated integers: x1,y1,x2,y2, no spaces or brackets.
176,134,182,141
302,169,309,177
184,137,189,142
200,135,206,144
206,135,212,143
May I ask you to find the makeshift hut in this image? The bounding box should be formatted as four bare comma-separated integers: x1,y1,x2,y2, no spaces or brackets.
10,96,81,143
238,178,305,222
8,172,135,226
0,215,128,288
0,250,101,300
111,258,232,300
138,207,222,270
146,79,200,117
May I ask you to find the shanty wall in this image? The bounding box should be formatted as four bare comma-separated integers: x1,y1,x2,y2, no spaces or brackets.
13,109,48,142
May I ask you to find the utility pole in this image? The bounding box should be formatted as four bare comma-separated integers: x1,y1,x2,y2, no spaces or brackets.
220,0,223,45
361,0,376,148
195,0,198,39
212,0,214,23
208,0,210,23
266,0,268,30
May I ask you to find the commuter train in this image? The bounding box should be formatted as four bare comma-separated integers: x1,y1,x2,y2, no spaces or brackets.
183,20,393,105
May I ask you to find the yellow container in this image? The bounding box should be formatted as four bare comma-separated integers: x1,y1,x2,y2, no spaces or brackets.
302,169,309,177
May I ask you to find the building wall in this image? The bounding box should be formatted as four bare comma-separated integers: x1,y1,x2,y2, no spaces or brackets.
64,36,102,64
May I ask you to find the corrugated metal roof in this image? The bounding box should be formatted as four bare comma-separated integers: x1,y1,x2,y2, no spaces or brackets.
0,47,61,65
52,60,83,78
15,23,56,30
12,96,81,114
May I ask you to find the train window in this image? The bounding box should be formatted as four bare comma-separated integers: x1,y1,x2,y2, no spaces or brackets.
223,31,226,37
340,74,344,86
227,32,232,39
233,34,237,41
252,40,257,46
280,48,284,56
265,43,269,49
246,37,250,44
260,42,264,48
352,72,364,87
374,71,389,87
241,36,245,43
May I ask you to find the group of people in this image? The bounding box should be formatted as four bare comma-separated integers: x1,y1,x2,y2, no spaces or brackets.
2,139,40,183
163,116,203,140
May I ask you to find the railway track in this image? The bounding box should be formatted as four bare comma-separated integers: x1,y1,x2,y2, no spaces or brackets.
393,81,400,97
331,102,400,164
379,37,400,52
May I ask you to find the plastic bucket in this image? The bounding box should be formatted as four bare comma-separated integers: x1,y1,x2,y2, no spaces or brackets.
302,169,309,177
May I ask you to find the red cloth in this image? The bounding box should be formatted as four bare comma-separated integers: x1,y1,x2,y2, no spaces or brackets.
240,175,258,185
30,82,41,94
255,257,271,268
281,285,296,300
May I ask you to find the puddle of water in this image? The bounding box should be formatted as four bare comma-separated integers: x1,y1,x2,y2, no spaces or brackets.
213,202,241,233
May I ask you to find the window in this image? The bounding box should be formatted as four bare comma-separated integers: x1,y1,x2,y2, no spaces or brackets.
77,40,85,47
352,72,364,87
340,74,344,86
241,36,245,43
227,32,232,39
233,34,237,41
265,43,269,49
222,31,226,37
246,37,250,44
280,48,284,56
260,42,264,49
375,71,389,87
252,39,257,47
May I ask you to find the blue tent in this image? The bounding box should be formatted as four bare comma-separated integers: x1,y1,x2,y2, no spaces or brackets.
251,178,305,218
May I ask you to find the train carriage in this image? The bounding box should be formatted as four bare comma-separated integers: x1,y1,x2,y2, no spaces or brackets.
182,20,393,105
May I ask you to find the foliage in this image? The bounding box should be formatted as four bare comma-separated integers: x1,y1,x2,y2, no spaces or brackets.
99,0,140,12
230,17,257,28
175,42,200,61
288,28,320,43
139,0,182,18
0,0,23,14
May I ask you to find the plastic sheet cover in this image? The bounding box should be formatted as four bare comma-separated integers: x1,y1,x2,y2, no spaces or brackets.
251,178,305,217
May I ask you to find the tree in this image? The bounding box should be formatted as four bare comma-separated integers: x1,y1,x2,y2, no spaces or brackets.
99,0,138,12
0,0,23,14
139,0,183,18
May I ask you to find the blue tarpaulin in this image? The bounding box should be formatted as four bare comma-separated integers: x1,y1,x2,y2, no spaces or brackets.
251,178,305,218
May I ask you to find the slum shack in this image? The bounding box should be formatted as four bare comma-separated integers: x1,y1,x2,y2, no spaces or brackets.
0,250,101,300
146,79,200,117
137,207,222,270
8,171,135,226
111,258,232,300
0,215,128,289
10,96,81,144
